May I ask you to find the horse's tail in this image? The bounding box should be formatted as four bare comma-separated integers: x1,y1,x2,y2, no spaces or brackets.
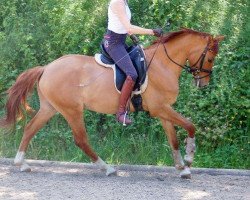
0,66,44,127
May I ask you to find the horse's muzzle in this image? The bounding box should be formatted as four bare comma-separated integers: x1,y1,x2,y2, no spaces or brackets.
194,79,209,88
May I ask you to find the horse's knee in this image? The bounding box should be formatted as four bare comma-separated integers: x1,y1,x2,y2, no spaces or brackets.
185,122,195,137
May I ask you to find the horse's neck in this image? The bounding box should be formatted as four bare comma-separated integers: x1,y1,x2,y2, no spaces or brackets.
145,36,190,80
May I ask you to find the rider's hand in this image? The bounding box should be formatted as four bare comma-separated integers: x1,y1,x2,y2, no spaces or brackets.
152,28,163,37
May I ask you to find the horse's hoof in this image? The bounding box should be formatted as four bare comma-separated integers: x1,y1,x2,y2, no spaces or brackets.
14,161,22,167
14,159,24,166
180,167,191,179
106,167,117,176
175,164,185,171
20,163,31,172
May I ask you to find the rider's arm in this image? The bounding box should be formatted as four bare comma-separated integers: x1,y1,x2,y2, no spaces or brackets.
111,0,154,35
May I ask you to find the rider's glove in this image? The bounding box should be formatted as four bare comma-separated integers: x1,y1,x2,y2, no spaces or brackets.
152,28,163,37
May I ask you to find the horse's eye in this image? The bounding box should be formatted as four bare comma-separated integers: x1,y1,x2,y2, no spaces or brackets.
208,58,214,63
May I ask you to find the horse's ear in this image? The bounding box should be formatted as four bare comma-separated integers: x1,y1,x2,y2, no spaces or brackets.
214,35,225,42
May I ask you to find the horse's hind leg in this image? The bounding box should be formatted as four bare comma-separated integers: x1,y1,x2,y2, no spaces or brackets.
14,91,56,172
61,109,116,176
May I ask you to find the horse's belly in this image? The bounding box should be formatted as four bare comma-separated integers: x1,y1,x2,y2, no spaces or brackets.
80,71,120,114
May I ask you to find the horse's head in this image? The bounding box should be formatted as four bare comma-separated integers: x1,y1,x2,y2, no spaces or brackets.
187,35,225,87
148,28,224,88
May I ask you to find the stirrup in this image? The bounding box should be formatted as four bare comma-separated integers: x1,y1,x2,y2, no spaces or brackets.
117,111,132,126
122,111,128,126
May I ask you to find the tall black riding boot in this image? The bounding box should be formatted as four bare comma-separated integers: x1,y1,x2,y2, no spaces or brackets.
116,76,135,125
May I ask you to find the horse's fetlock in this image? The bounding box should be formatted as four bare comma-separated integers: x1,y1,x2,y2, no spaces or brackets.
14,151,25,166
180,167,191,179
185,137,196,153
184,137,196,166
175,164,185,171
184,154,194,166
20,162,31,172
173,150,184,169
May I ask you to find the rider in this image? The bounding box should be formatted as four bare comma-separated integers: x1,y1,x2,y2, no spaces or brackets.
104,0,162,125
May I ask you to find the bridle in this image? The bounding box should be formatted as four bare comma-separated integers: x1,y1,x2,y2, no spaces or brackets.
162,40,213,80
147,37,214,80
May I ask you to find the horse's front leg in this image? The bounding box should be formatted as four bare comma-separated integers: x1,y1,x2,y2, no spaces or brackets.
160,119,185,170
184,137,196,167
157,105,196,178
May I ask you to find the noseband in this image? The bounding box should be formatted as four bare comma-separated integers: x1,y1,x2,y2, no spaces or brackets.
162,40,213,80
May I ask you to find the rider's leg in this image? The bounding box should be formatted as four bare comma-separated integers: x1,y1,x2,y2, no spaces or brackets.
104,31,138,125
116,75,135,125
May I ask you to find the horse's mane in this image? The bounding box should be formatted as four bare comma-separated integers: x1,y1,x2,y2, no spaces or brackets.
151,28,211,45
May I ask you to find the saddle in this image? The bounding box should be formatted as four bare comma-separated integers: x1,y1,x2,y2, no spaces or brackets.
95,43,148,95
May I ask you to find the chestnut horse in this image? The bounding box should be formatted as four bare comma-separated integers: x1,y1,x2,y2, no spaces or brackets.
0,28,224,178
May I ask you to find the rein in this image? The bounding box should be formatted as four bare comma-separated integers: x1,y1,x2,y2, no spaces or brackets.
147,39,162,69
137,36,162,87
162,40,213,80
147,36,213,80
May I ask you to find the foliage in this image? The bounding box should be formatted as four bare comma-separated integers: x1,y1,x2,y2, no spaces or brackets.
0,0,249,169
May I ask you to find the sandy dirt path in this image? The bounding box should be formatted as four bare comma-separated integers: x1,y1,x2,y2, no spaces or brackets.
0,159,249,200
